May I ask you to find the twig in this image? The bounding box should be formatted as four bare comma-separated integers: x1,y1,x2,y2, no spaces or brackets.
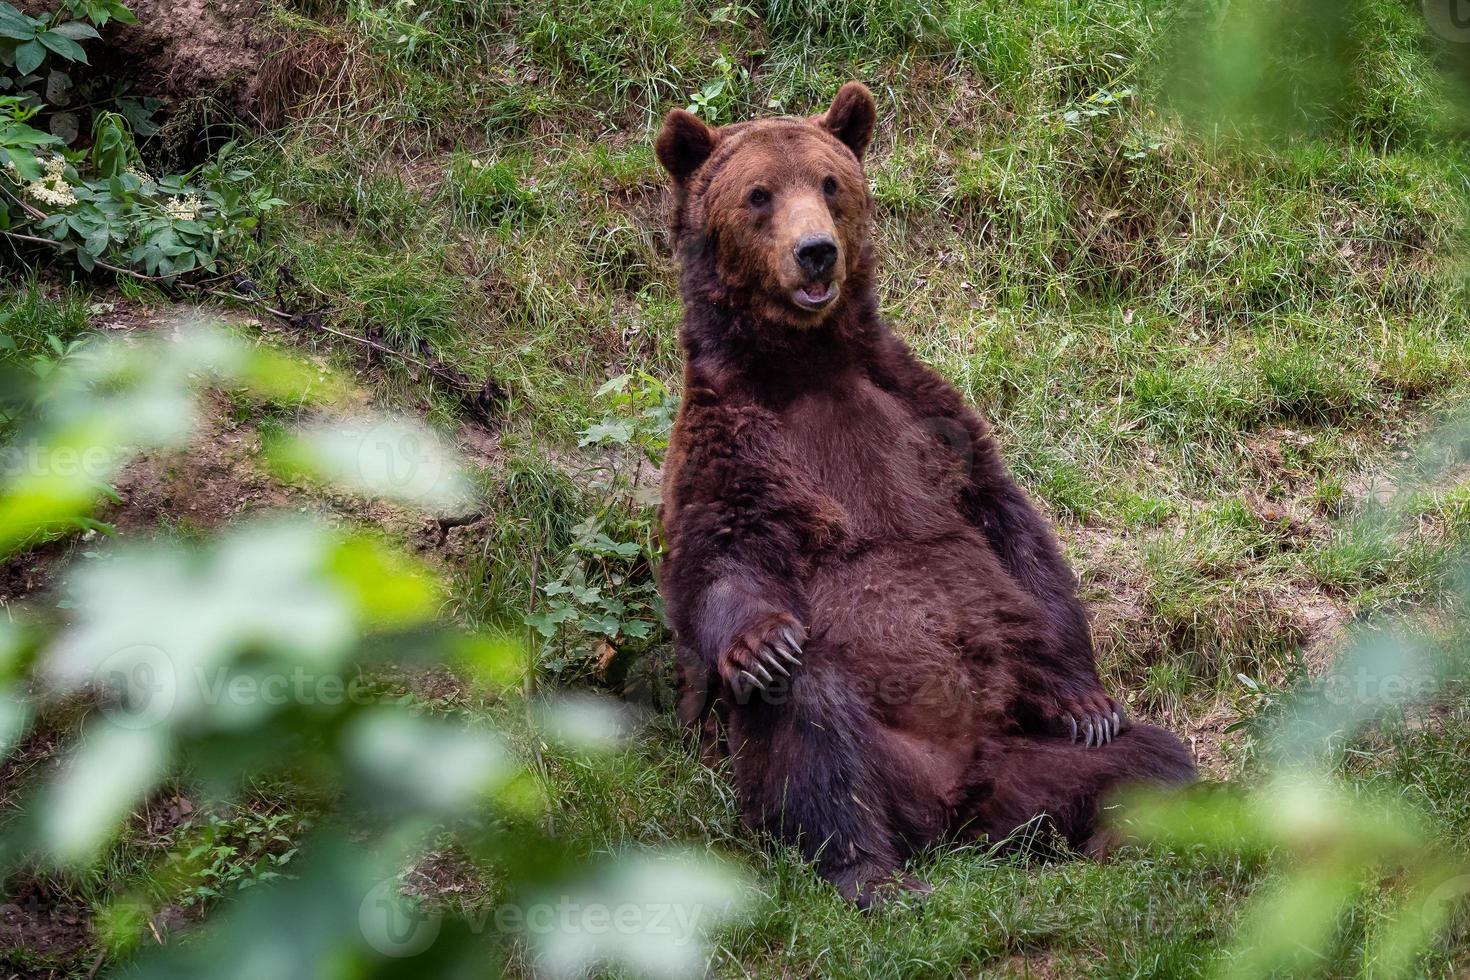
0,227,451,377
1,230,179,282
182,287,294,321
84,950,105,980
0,181,47,221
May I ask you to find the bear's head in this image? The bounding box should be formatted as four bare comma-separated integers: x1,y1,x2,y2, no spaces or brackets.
656,82,877,327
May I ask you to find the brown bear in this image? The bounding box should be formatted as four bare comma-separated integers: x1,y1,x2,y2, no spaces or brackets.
654,82,1195,906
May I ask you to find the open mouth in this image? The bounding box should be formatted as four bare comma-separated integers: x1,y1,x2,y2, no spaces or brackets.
793,281,838,309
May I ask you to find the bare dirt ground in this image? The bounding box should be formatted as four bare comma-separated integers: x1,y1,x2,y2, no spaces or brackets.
111,0,272,117
21,0,293,133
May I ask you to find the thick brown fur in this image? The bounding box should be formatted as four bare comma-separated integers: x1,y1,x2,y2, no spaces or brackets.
655,83,1195,906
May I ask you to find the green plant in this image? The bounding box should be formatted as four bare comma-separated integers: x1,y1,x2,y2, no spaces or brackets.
685,51,746,123
0,321,748,977
0,1,283,277
179,809,311,907
526,374,675,677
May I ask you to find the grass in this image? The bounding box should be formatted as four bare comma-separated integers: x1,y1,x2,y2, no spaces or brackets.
4,0,1470,975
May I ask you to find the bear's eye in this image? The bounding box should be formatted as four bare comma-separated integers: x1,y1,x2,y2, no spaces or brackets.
822,175,838,196
748,187,771,207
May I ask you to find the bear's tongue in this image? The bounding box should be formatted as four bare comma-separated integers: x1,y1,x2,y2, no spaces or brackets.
798,282,833,304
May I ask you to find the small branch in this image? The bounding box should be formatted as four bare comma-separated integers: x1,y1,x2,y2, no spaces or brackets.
1,230,179,282
184,287,295,321
0,181,47,221
2,221,505,422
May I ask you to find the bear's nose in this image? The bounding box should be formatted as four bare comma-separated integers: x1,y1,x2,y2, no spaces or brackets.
794,235,838,279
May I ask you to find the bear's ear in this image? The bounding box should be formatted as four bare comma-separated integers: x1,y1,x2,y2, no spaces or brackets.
655,109,719,184
819,81,877,161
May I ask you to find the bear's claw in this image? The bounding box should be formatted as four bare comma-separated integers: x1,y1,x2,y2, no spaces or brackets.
721,614,805,697
1068,707,1123,747
759,646,791,677
1052,698,1127,748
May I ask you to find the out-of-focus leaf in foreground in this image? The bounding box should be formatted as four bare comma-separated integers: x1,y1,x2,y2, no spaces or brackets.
523,851,751,980
0,314,751,978
1123,772,1466,979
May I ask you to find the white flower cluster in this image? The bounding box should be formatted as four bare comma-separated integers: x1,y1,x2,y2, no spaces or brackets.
164,194,203,221
24,155,77,208
126,164,152,183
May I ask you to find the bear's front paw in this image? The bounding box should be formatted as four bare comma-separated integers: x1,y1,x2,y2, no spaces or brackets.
718,613,804,699
1046,693,1128,748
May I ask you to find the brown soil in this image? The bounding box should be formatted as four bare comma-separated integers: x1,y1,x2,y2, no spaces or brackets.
0,879,93,977
22,0,281,124
116,0,272,116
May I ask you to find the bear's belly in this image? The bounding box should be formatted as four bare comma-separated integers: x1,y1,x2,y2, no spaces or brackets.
799,533,1043,799
774,375,1046,800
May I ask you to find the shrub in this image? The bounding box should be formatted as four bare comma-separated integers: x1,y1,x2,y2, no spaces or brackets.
0,1,282,277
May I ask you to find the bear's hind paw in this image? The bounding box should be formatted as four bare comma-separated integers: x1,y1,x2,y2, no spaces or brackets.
1047,696,1128,748
833,865,932,911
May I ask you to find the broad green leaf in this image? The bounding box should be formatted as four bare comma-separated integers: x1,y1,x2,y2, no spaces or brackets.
83,226,108,257
537,693,631,752
346,710,515,814
0,685,26,757
89,110,128,176
527,852,750,980
37,29,88,64
0,5,35,39
325,534,440,629
453,632,523,689
43,725,169,863
270,414,479,513
0,414,124,558
14,38,45,75
49,20,100,40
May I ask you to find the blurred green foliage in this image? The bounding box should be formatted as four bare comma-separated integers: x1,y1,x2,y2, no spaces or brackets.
0,321,748,977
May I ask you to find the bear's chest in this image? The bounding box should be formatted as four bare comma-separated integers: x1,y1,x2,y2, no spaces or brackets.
776,377,968,545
